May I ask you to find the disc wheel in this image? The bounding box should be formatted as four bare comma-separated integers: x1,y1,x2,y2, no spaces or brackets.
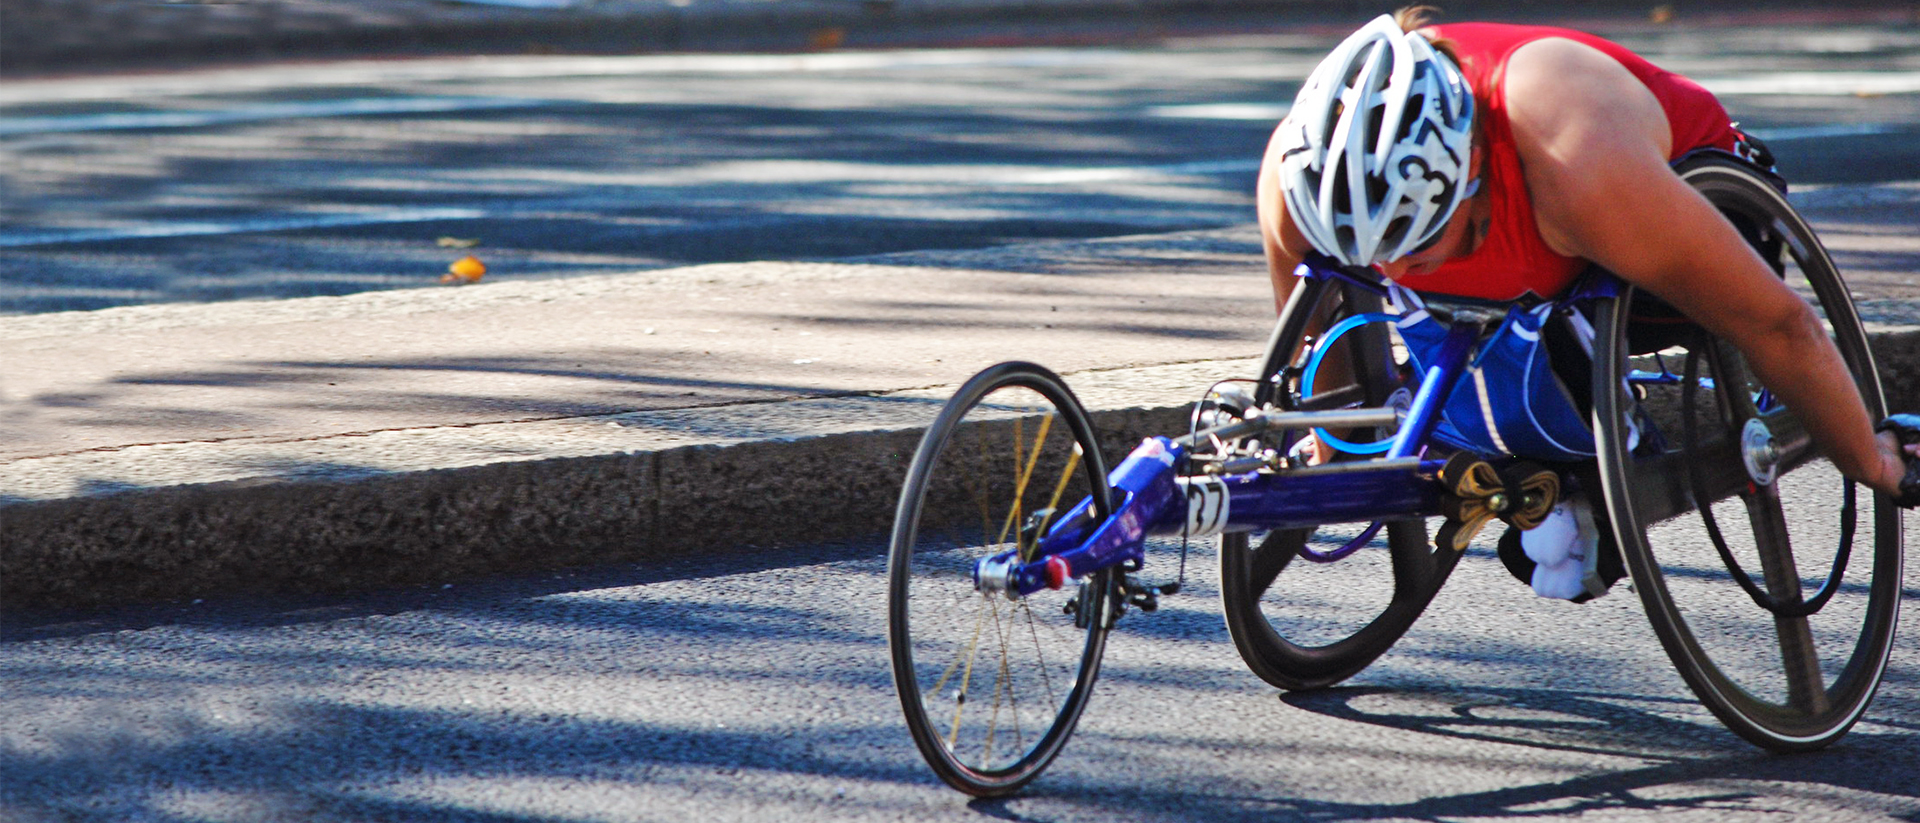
888,361,1116,796
1592,154,1903,750
1218,276,1458,691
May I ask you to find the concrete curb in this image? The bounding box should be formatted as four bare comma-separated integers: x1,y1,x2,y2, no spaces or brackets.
7,326,1917,610
2,360,1246,609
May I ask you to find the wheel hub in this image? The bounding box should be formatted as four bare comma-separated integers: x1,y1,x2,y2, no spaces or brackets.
1741,416,1781,487
973,553,1018,599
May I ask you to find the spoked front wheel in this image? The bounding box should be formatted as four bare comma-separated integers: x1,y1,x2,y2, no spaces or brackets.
888,361,1117,796
1218,275,1457,691
1592,155,1903,750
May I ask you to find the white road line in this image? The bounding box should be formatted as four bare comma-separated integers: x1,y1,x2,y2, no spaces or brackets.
1744,123,1904,141
1146,103,1287,121
0,49,1133,106
0,209,487,249
1698,71,1920,97
0,155,1896,249
0,97,555,136
441,0,580,6
1002,159,1259,184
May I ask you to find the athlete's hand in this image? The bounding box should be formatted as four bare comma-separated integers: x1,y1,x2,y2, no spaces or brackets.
1873,415,1920,508
1288,432,1334,467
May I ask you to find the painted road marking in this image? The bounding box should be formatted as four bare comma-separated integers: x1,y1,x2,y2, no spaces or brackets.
3,159,1906,249
1145,104,1906,143
1743,123,1904,141
0,97,554,136
0,50,1136,106
11,65,1913,135
1146,103,1287,121
0,209,487,249
1697,71,1920,97
1003,159,1259,184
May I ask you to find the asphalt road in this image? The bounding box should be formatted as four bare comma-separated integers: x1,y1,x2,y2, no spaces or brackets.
5,523,1917,822
3,17,1919,315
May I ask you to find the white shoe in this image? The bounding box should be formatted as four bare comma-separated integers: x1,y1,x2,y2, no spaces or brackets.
1521,498,1606,601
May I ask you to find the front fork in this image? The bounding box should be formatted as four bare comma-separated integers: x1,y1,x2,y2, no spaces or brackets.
974,436,1190,599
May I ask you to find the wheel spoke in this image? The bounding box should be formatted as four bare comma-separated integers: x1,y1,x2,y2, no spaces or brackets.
986,599,1021,765
1027,447,1083,562
1386,520,1442,601
1742,484,1830,714
1629,435,1746,524
1023,601,1059,709
999,414,1055,548
976,433,998,551
1707,340,1764,422
936,594,993,747
1247,531,1298,592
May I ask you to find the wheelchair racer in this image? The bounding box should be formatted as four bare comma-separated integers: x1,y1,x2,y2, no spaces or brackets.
1256,9,1920,594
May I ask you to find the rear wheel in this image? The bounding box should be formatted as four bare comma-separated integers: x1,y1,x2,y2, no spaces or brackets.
1218,276,1457,691
1592,155,1903,750
888,361,1116,795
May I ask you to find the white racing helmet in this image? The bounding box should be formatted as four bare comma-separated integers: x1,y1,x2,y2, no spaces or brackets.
1275,14,1476,267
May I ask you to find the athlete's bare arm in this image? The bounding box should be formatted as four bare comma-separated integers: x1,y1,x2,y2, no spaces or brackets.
1504,38,1912,495
1256,127,1309,316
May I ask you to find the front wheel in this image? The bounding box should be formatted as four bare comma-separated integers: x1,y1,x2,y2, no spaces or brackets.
887,361,1116,796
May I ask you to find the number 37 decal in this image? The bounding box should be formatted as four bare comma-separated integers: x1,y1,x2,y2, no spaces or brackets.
1176,476,1231,538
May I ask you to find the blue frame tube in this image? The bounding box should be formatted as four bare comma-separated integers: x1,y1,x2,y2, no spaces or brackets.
1303,252,1390,298
1387,320,1480,459
1212,461,1444,531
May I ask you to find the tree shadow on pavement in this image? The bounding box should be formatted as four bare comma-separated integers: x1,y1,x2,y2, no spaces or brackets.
4,541,1918,822
0,537,888,642
1234,684,1920,821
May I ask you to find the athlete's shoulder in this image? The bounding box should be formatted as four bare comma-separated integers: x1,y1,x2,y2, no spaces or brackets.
1506,34,1620,75
1503,36,1650,126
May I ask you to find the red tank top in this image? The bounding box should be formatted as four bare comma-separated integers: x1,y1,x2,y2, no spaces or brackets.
1392,23,1739,301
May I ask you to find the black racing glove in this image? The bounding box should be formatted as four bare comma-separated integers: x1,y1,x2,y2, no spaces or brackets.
1877,414,1920,509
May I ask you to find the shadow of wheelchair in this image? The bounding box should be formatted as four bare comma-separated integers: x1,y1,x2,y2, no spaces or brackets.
1269,684,1918,818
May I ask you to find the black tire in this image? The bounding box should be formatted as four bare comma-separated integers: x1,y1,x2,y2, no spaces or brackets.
1592,155,1903,750
1217,277,1458,691
887,361,1117,796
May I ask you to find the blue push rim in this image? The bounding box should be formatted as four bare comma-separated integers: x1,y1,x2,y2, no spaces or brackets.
1301,312,1400,455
